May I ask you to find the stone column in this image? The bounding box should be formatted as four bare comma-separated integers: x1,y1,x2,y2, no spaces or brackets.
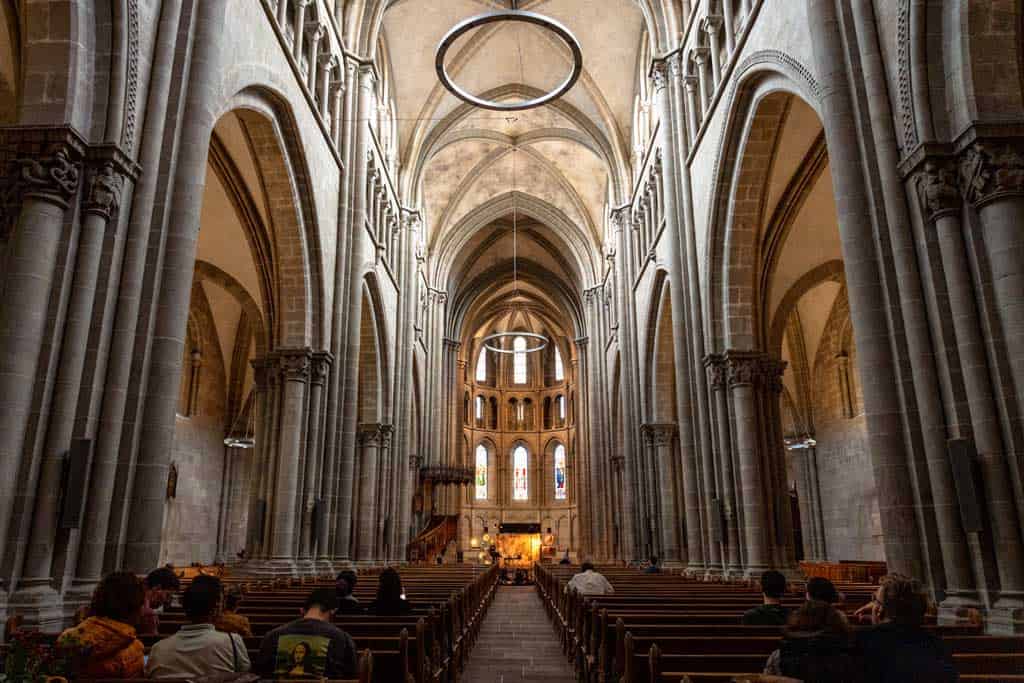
721,3,736,54
923,158,1024,619
355,424,381,563
808,0,924,578
276,0,288,26
726,351,770,574
643,424,681,565
0,130,83,574
245,357,274,558
707,355,742,574
704,17,723,88
790,448,813,561
69,0,185,595
807,446,826,560
266,348,310,572
334,63,378,564
17,156,128,608
307,25,324,89
300,352,330,569
292,0,310,61
693,48,711,116
652,58,705,573
762,357,797,570
683,76,700,143
961,140,1024,474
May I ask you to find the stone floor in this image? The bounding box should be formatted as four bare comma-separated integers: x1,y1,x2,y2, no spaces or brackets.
460,585,577,682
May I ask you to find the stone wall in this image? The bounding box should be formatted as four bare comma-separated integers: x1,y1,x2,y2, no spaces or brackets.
811,292,883,561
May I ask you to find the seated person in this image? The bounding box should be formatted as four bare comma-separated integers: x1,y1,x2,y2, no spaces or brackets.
743,570,791,625
513,568,528,585
137,566,180,636
334,569,362,614
644,556,662,574
254,588,357,679
559,551,571,565
366,567,414,615
57,572,146,678
215,590,252,637
855,574,957,682
565,561,614,596
146,575,250,678
763,600,861,682
806,576,842,605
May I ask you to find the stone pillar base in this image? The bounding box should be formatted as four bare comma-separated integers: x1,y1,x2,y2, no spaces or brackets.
332,558,355,570
315,559,336,574
233,559,298,577
988,597,1024,634
8,585,64,632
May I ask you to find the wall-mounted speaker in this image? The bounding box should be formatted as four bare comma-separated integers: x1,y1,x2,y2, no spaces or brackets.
59,438,92,529
947,438,984,533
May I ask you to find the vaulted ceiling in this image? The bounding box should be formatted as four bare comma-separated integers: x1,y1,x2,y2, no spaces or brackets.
380,0,646,301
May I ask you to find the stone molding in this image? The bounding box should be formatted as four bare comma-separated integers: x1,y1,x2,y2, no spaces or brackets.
379,423,394,449
959,140,1024,209
1,130,85,209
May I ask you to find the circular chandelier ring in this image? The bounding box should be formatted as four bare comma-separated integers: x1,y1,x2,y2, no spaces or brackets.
435,10,584,112
482,331,549,354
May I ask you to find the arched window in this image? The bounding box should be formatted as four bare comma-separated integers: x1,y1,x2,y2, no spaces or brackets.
513,445,529,500
554,444,567,500
513,336,527,384
476,348,487,382
475,396,484,421
557,395,566,421
475,445,488,500
554,345,564,381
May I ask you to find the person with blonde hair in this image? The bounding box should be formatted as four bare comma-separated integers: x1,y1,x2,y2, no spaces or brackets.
855,574,956,682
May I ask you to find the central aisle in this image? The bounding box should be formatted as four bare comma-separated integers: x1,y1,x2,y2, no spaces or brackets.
461,585,576,682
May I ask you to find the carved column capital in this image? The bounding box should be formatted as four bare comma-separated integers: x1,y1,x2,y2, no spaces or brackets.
959,140,1024,208
703,15,724,33
704,353,728,390
357,423,382,447
379,423,394,449
409,454,422,470
610,205,632,232
82,161,124,219
916,158,961,221
274,347,313,382
683,74,700,94
724,350,762,388
310,351,333,385
642,423,677,447
650,58,670,92
692,47,710,66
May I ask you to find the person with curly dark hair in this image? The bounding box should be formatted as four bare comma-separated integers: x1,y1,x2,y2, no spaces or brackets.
57,572,146,678
215,590,253,637
138,566,181,636
855,574,957,682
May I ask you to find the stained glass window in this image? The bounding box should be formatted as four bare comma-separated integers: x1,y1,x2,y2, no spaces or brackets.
513,445,529,500
554,346,564,381
475,396,483,421
554,444,567,500
513,336,527,384
475,445,488,500
476,348,487,382
557,395,566,420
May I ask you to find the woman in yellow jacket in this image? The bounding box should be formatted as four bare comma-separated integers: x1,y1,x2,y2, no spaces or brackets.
57,572,146,678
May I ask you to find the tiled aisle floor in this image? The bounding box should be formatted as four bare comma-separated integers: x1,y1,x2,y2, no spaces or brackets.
460,585,577,682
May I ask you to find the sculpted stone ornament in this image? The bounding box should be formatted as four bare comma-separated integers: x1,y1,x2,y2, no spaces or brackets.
311,352,332,385
357,424,381,447
651,58,670,92
917,160,961,220
960,141,1024,208
84,162,124,218
704,354,728,390
643,423,676,448
725,353,761,388
276,348,312,382
19,146,81,204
